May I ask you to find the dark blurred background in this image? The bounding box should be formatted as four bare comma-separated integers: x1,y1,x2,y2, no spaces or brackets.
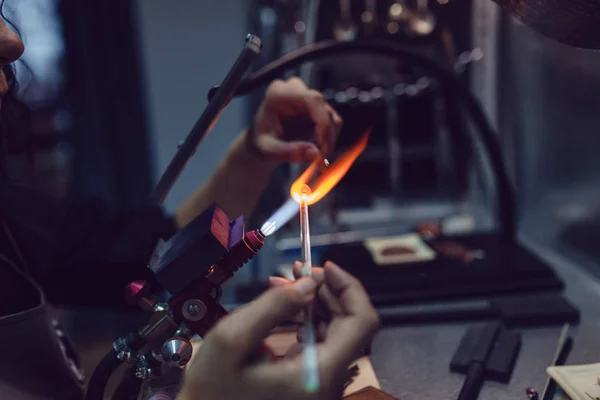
5,0,600,386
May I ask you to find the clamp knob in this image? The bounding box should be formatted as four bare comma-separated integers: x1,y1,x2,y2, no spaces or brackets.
161,337,193,367
125,280,156,311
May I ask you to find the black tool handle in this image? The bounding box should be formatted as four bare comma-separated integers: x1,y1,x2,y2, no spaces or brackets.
150,34,262,204
457,362,485,400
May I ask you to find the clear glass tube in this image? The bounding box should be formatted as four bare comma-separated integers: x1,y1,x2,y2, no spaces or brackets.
300,195,312,275
299,191,319,392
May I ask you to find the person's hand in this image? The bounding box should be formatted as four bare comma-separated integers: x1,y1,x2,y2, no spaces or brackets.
268,262,366,347
177,262,380,400
250,77,343,163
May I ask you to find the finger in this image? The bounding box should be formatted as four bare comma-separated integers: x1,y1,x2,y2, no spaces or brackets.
256,135,319,163
240,356,304,399
294,261,336,318
328,105,343,133
263,78,308,112
322,112,335,159
268,277,307,324
327,104,343,151
206,277,319,367
297,320,328,343
292,294,332,334
284,342,304,360
325,262,375,316
293,261,325,283
293,261,303,278
315,275,344,316
286,76,308,88
320,262,381,368
264,79,336,157
268,276,290,288
303,90,334,157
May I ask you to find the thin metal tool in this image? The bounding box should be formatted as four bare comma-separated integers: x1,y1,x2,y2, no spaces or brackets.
299,185,319,392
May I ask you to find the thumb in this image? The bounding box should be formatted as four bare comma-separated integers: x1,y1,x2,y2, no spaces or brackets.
256,135,319,163
207,277,318,366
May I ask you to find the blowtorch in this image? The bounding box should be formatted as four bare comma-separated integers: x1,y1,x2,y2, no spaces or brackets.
84,24,514,400
85,34,264,400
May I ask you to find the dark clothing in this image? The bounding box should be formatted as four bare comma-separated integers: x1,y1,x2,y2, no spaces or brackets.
0,179,177,399
0,179,177,309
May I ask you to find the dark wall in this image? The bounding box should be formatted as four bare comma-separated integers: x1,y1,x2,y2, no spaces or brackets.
498,15,600,274
60,0,154,211
136,0,250,212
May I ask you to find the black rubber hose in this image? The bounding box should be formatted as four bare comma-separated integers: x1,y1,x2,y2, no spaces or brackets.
112,369,142,400
85,350,122,400
209,39,517,243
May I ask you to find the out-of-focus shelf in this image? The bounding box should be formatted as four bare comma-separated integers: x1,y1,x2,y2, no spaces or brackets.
322,78,437,107
270,199,495,253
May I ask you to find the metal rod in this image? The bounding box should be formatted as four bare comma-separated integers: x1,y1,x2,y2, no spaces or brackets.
299,187,319,392
386,89,401,197
151,34,262,204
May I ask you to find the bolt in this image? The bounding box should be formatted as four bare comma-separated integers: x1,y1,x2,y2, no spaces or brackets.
182,299,206,321
118,350,137,364
135,368,148,380
187,304,201,316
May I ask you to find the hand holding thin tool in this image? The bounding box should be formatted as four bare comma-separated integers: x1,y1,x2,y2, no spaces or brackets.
292,129,371,389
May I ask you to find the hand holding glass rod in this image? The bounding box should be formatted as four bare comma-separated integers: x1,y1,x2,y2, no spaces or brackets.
299,185,320,392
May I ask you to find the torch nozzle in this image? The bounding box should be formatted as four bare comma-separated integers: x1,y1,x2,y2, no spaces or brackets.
217,229,265,273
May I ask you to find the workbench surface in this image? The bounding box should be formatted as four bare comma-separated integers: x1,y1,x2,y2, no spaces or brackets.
61,237,600,400
370,238,600,400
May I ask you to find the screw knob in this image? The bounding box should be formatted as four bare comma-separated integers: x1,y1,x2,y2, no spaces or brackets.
161,337,193,367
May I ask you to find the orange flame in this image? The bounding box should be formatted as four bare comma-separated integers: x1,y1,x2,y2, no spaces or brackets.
290,128,371,205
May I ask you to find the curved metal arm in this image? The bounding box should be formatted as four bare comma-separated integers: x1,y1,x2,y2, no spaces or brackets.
208,39,517,243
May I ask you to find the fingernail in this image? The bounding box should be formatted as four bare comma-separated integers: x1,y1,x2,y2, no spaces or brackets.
305,147,319,160
269,276,288,286
294,277,317,297
294,261,303,268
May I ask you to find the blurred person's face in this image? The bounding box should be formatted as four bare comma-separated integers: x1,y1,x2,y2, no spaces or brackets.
0,17,23,111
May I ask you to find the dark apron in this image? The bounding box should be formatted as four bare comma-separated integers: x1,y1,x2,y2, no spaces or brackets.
0,222,86,400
